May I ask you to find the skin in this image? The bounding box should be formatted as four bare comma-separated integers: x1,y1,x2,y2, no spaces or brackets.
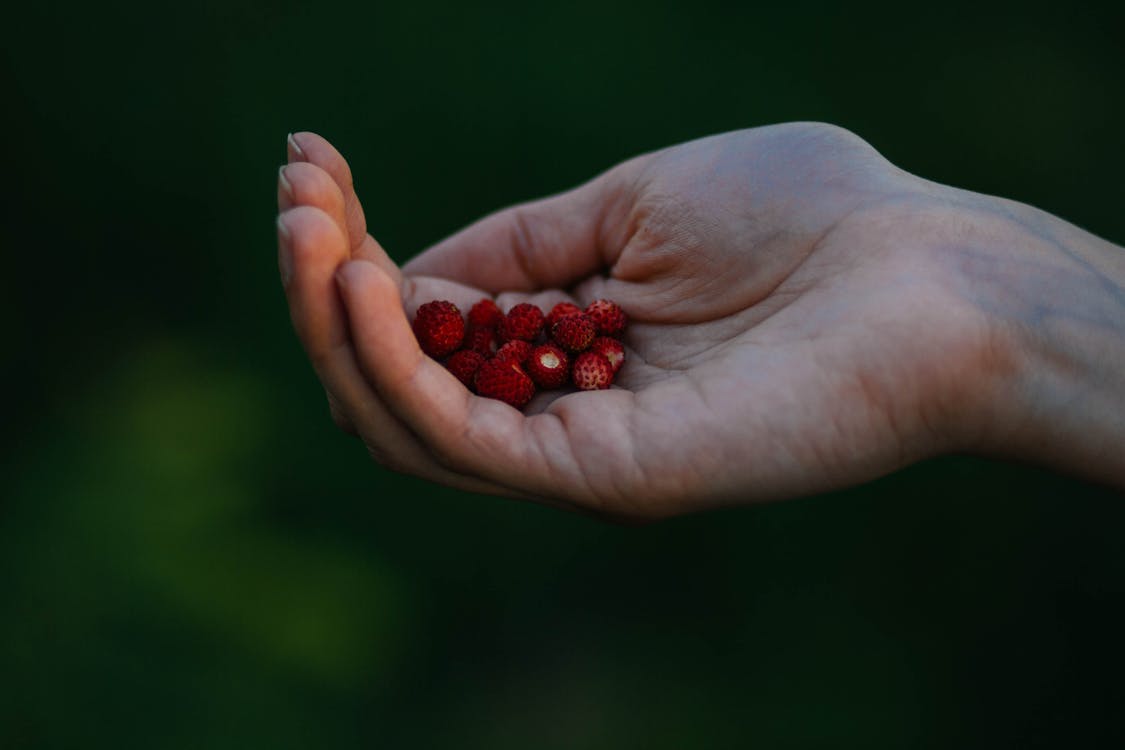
276,123,1125,521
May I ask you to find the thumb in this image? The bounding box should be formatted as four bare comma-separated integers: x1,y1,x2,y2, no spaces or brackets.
402,156,645,293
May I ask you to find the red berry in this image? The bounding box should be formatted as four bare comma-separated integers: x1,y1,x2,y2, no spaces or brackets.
545,301,583,330
526,344,569,389
589,337,625,375
495,339,532,365
468,298,503,329
572,352,613,390
444,350,485,389
585,299,627,337
412,300,465,358
551,314,596,352
499,303,545,342
475,357,536,408
465,326,499,357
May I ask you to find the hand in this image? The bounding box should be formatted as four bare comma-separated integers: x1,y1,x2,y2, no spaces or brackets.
276,124,1124,520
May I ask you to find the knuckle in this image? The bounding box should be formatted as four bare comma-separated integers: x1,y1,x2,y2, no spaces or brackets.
802,122,879,156
339,161,354,189
509,206,542,284
307,347,337,375
327,150,355,189
307,340,352,378
428,440,466,473
329,406,356,436
365,443,405,474
429,421,479,474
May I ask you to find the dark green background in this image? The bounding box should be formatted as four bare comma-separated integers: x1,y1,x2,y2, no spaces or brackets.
4,1,1124,747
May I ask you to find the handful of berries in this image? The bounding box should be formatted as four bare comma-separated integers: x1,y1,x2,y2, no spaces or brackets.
411,298,628,409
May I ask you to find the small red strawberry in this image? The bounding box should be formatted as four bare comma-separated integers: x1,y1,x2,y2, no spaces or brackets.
572,352,613,390
589,336,625,375
475,357,536,408
526,344,569,389
465,326,498,357
551,314,596,352
495,339,532,365
585,299,627,337
445,350,485,389
499,303,545,342
412,300,465,358
545,301,582,330
468,298,504,329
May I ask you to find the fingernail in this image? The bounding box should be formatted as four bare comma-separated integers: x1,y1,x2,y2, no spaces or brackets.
276,215,293,287
286,132,305,162
278,164,294,200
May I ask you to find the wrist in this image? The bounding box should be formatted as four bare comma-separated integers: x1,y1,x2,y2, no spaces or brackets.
953,195,1125,487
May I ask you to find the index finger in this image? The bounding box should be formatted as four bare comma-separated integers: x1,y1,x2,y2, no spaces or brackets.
333,259,598,505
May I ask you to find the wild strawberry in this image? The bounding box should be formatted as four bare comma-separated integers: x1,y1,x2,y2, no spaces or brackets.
589,336,625,375
585,299,627,337
445,350,485,389
468,298,503,329
465,326,498,357
412,300,464,358
545,301,582,330
526,344,569,389
551,314,596,352
475,357,535,408
495,339,532,365
499,303,545,342
572,352,613,390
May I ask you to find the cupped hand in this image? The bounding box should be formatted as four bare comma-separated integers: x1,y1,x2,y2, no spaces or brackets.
277,124,1011,520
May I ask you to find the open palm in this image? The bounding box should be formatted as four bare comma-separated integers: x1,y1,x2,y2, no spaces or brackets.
278,124,1000,519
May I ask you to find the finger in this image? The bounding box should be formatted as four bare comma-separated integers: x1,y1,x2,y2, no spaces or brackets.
277,206,514,496
278,161,359,434
326,388,357,436
278,206,352,364
286,131,363,243
335,259,579,498
402,157,645,293
288,131,402,285
278,162,350,238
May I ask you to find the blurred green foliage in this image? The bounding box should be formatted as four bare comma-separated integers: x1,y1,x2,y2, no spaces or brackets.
3,0,1123,747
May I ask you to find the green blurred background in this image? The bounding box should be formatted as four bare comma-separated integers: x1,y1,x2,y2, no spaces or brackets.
4,0,1124,747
